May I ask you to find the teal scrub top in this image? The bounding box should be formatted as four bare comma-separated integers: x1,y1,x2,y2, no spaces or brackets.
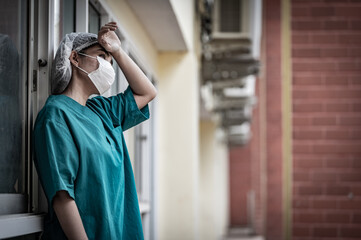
33,86,149,239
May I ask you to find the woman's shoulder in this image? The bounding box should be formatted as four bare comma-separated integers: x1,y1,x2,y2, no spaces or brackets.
34,95,71,128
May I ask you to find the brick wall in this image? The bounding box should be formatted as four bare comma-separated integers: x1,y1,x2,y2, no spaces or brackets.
292,0,361,239
265,0,284,239
229,77,265,233
229,146,252,226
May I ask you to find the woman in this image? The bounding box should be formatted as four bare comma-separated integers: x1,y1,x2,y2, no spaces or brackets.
34,22,156,239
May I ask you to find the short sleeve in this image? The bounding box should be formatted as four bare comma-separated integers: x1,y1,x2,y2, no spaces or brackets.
87,86,150,131
33,119,79,204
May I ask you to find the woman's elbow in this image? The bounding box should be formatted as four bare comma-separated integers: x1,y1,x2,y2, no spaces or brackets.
149,86,157,101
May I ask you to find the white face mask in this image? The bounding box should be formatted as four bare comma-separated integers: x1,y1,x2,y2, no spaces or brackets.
76,52,115,95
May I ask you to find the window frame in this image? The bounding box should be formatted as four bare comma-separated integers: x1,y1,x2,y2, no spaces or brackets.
212,0,251,39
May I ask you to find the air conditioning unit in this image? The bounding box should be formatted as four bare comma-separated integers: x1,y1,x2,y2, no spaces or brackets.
212,0,262,58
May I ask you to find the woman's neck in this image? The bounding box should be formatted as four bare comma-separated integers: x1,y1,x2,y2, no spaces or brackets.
62,74,97,106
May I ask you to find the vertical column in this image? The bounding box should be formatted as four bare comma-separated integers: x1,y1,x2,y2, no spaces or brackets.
264,0,284,239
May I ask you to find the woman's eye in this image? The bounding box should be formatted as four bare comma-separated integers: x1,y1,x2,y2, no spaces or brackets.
99,54,106,59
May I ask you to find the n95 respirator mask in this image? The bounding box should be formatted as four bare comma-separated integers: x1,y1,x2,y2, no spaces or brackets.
76,52,115,95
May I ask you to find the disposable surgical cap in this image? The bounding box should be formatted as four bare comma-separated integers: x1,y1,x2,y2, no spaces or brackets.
51,32,98,94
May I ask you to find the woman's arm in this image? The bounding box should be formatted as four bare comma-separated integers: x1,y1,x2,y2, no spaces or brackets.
98,22,157,109
53,191,88,240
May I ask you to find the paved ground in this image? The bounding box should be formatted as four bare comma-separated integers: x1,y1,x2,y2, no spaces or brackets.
223,236,264,240
222,227,265,240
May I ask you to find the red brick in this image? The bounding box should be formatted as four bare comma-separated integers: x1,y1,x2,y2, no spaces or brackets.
312,34,338,44
340,227,361,238
311,7,335,17
293,199,310,209
293,116,312,126
325,76,349,85
294,130,323,139
293,48,321,58
293,226,311,237
353,213,361,223
338,61,360,71
295,213,323,223
338,34,361,44
313,144,361,153
292,21,322,30
324,20,348,30
349,48,361,57
298,186,323,195
294,90,361,99
326,130,349,139
339,117,361,125
335,7,361,17
295,159,323,168
314,227,338,237
292,6,311,17
294,172,311,181
313,172,337,181
292,34,310,44
340,200,361,209
350,76,361,85
351,20,361,30
294,103,323,112
293,76,323,85
321,48,349,57
325,213,350,223
351,186,361,195
293,144,313,154
354,159,361,168
351,130,361,139
313,116,337,125
326,158,351,168
340,173,361,181
293,62,337,72
325,103,349,112
326,186,350,195
352,103,361,111
312,199,337,209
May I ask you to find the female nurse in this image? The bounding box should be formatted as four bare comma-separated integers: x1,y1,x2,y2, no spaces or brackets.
33,22,156,239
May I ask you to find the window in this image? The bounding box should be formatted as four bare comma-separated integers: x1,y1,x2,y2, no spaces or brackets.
219,0,242,32
0,1,44,238
213,0,251,38
54,0,76,48
88,2,101,34
0,0,28,214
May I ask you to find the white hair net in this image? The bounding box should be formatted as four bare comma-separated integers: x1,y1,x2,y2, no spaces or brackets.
51,32,98,94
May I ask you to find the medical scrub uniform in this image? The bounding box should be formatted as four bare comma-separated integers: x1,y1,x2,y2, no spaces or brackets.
34,86,148,239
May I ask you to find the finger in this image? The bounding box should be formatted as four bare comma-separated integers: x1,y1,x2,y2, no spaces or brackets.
105,23,117,28
101,25,117,31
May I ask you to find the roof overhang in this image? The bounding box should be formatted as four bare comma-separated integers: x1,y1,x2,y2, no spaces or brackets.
125,0,188,51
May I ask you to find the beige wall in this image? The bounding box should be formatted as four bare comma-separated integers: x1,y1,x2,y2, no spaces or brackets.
157,51,200,239
200,120,229,240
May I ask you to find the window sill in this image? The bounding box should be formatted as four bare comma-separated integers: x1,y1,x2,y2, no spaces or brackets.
0,213,45,239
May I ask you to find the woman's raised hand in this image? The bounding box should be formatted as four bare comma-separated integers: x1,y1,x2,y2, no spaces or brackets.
98,22,122,53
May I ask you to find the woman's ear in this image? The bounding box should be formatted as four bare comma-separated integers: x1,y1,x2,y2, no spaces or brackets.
69,50,79,67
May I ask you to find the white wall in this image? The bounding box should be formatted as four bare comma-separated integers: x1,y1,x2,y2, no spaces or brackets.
169,0,195,51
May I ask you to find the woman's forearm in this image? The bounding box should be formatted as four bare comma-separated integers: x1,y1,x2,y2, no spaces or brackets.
112,48,157,109
53,191,88,240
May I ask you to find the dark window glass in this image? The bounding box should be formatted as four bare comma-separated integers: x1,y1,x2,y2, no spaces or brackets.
63,0,75,35
89,3,101,34
54,0,75,47
220,0,241,32
0,1,27,201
